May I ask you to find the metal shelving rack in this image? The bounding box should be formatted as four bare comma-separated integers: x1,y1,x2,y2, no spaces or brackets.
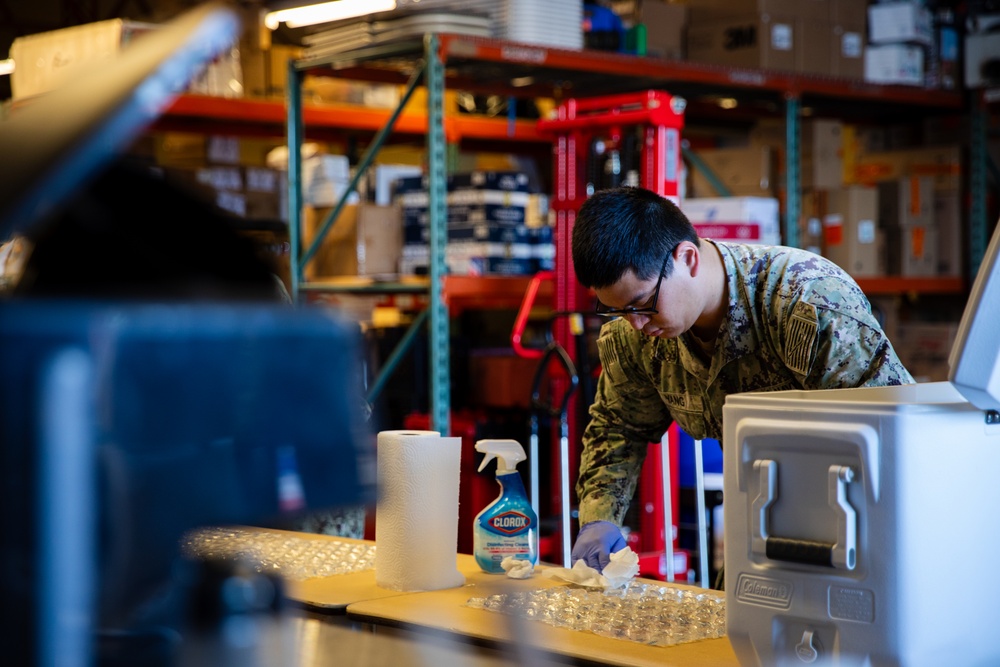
970,87,1000,278
269,32,975,436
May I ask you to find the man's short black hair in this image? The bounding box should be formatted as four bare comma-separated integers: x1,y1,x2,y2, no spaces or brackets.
571,186,699,289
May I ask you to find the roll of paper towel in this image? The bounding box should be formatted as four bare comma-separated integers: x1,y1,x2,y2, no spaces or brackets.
375,430,465,591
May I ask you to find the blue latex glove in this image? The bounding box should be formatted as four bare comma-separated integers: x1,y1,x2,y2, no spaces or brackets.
571,520,627,572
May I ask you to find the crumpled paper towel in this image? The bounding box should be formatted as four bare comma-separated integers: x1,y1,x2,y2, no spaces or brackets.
501,556,535,579
541,547,640,589
601,547,640,588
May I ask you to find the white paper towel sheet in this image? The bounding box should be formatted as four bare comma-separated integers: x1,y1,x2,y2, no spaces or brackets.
375,430,465,591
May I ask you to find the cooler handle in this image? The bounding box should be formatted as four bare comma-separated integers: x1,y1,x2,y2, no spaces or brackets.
751,460,857,571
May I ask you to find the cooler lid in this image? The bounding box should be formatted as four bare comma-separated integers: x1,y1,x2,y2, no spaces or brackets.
0,3,238,237
948,216,1000,412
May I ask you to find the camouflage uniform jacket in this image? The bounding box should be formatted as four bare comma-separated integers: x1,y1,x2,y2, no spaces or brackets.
577,240,914,526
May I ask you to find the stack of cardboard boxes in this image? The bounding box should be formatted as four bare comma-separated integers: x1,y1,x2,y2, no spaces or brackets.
395,171,553,277
154,134,287,223
683,0,867,79
8,17,245,100
864,1,933,86
682,197,782,246
688,116,963,282
147,132,291,286
851,142,963,278
678,0,961,88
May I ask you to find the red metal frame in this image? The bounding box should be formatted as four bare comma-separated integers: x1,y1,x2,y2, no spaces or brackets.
535,90,686,572
510,270,555,360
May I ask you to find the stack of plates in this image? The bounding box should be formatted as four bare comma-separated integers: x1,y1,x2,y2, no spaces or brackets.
299,0,583,58
303,13,492,59
495,0,583,50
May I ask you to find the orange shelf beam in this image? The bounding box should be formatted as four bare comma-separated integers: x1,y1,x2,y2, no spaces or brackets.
443,275,553,309
299,275,554,312
160,94,545,143
855,276,966,296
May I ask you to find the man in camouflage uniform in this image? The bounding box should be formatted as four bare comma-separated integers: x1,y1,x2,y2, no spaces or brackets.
570,187,913,584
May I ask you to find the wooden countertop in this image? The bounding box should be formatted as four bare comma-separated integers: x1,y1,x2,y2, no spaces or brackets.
345,556,738,667
236,528,739,666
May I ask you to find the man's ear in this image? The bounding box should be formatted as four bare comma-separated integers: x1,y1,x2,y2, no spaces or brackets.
674,241,700,277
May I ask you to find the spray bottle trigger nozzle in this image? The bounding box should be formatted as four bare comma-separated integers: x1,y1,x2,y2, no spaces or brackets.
475,439,527,475
477,452,496,473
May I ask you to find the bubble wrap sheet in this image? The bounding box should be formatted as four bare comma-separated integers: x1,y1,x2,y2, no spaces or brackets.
467,582,726,647
182,527,376,581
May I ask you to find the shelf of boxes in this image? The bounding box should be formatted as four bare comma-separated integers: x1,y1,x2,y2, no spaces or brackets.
301,34,964,111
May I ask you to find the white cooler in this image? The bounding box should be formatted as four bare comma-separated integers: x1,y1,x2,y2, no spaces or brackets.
723,220,1000,666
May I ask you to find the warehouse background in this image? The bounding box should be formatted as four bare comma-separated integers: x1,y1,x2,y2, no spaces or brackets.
2,0,999,579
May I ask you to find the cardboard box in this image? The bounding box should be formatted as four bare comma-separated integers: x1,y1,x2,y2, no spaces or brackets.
399,241,540,276
395,171,531,195
244,166,287,221
302,204,402,278
801,119,844,190
688,146,775,198
240,43,302,99
964,31,1000,88
683,196,782,245
877,176,935,228
303,154,352,207
447,241,535,276
832,22,865,79
798,19,833,76
153,133,209,168
161,165,285,222
892,321,959,381
642,1,688,60
887,225,938,277
151,133,283,169
748,117,785,148
868,1,933,46
689,0,829,21
823,186,883,277
686,13,797,73
800,189,828,256
850,145,961,192
10,18,242,100
864,43,925,86
9,19,155,99
829,0,868,25
934,188,963,277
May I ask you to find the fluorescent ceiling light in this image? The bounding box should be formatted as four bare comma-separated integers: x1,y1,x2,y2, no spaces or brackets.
0,59,13,76
265,0,397,30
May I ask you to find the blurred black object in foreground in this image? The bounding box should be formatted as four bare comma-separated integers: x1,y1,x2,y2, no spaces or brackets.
0,4,373,665
13,159,285,301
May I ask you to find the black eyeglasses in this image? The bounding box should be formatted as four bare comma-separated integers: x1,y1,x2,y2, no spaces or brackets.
595,251,672,319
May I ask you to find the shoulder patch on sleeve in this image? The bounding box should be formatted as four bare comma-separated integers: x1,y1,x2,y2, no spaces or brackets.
785,301,819,376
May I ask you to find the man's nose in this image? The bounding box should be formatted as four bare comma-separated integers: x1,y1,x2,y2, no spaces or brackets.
623,312,648,330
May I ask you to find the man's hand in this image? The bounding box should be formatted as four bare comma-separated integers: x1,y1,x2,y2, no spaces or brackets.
571,520,627,572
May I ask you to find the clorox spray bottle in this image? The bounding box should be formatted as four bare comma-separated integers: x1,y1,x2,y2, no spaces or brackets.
473,439,538,573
